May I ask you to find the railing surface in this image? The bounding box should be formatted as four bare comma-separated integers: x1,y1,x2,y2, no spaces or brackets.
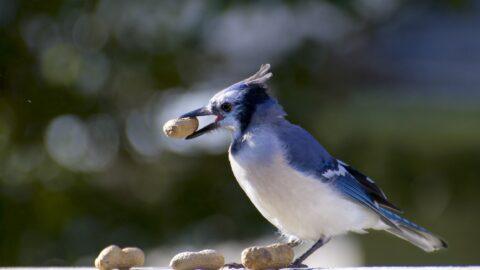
0,267,479,270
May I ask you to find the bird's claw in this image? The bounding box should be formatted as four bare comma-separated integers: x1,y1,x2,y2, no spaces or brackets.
222,262,245,269
288,261,310,269
287,239,303,247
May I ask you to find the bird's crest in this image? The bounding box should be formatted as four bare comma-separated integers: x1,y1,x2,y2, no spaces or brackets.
226,64,273,92
241,63,273,87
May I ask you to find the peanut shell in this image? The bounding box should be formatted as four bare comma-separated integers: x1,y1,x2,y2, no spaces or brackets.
241,243,293,270
163,117,199,138
170,249,225,270
95,245,145,270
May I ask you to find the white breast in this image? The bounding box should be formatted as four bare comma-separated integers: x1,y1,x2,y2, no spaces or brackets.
228,128,382,240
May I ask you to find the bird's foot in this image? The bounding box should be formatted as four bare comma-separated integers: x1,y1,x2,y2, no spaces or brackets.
222,262,244,269
288,238,303,247
288,260,309,269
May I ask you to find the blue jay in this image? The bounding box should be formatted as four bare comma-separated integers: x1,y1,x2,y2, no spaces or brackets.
180,64,447,267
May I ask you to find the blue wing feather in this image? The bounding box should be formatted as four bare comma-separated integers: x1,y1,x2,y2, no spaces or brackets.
339,160,402,213
329,171,401,229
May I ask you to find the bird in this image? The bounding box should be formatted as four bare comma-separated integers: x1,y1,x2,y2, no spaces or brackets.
180,64,447,267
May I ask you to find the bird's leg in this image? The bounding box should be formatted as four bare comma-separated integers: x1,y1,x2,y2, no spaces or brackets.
289,237,331,268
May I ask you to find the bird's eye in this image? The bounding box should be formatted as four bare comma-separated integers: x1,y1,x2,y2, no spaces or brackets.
220,102,233,113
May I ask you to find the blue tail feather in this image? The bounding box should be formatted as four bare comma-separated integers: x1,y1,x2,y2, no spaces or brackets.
380,208,447,252
380,208,429,233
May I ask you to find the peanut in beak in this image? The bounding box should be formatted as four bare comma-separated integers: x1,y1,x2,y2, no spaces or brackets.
163,117,199,138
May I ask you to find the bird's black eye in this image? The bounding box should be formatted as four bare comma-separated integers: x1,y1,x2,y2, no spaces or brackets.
220,102,233,113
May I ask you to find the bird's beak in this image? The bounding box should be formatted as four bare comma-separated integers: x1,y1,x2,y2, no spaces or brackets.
180,106,221,140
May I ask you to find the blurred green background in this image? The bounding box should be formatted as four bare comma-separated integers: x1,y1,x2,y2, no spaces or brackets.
1,0,480,266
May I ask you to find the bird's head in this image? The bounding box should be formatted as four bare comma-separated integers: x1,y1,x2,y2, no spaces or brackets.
180,64,285,139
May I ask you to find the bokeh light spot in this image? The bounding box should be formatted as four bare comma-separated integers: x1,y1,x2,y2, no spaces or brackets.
41,43,82,86
45,114,119,172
